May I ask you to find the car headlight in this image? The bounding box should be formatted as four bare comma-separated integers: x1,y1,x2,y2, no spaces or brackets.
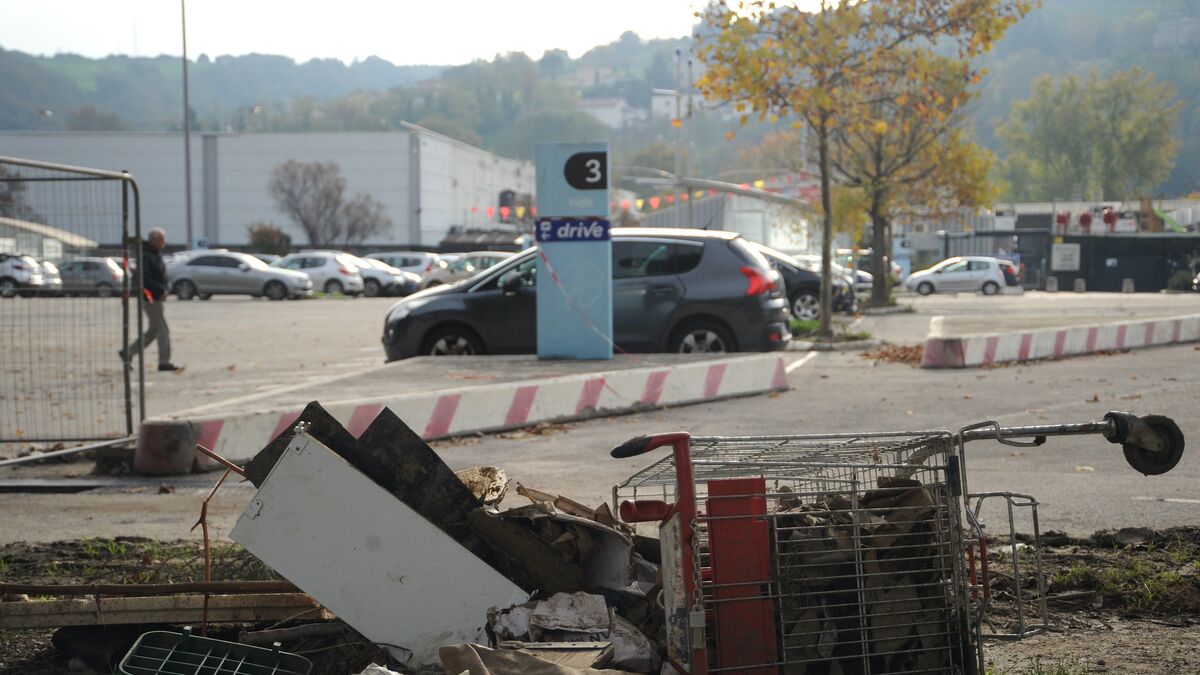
388,298,430,323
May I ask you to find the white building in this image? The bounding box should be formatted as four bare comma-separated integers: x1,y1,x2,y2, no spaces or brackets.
575,98,645,129
0,125,534,247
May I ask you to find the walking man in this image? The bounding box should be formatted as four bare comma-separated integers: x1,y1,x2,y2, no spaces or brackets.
121,227,181,372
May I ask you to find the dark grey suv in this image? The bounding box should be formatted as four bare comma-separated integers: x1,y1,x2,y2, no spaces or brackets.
382,228,791,361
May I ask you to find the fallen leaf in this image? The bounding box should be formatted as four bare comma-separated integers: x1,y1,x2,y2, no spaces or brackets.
158,484,176,494
819,374,829,379
963,394,972,400
1086,394,1100,403
226,364,236,371
1074,465,1095,472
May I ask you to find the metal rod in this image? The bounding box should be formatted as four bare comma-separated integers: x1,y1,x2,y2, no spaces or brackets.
0,436,136,468
0,156,134,180
181,0,194,248
122,179,133,436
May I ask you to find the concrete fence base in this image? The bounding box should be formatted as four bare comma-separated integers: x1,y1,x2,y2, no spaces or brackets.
921,314,1200,368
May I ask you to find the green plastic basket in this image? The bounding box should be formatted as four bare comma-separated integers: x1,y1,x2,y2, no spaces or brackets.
119,627,312,675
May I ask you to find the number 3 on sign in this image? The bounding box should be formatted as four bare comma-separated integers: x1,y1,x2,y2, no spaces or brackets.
564,152,607,190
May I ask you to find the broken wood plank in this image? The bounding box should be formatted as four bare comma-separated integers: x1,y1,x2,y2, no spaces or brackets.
0,593,332,629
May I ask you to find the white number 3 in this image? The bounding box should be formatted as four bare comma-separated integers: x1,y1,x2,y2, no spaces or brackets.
585,158,602,183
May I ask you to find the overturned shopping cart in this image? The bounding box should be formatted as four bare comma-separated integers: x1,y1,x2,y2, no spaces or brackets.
611,411,1185,675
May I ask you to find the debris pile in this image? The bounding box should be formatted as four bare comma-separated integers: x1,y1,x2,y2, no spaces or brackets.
230,402,668,671
773,478,965,672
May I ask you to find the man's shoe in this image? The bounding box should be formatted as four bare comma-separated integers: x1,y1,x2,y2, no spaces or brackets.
158,363,183,372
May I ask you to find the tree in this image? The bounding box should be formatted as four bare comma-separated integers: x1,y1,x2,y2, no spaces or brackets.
66,106,126,131
245,222,291,255
697,0,1035,336
831,55,995,305
997,68,1181,201
267,160,392,246
0,165,41,222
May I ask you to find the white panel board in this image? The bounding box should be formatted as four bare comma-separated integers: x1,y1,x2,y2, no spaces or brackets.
231,432,527,665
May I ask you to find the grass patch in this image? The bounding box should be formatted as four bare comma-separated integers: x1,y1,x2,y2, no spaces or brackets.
790,318,872,341
1048,547,1200,614
988,658,1088,675
0,539,279,586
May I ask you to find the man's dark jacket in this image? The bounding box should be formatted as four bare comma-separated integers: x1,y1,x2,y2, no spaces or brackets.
140,241,169,300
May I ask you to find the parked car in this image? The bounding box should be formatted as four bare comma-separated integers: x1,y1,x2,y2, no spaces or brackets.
58,257,126,296
273,251,365,296
169,251,313,300
345,254,420,297
0,253,45,298
418,251,512,289
37,260,63,296
751,243,856,320
382,228,791,361
366,251,443,277
904,256,1014,295
249,253,280,266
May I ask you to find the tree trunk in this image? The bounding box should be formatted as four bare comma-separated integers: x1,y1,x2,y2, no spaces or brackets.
870,197,890,306
818,123,834,338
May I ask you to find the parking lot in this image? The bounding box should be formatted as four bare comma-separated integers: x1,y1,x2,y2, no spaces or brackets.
2,290,1198,543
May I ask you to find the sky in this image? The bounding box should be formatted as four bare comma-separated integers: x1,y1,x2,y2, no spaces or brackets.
0,0,721,66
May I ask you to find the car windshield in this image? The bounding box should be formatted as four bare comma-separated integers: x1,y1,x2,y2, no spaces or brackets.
234,253,271,270
368,258,400,273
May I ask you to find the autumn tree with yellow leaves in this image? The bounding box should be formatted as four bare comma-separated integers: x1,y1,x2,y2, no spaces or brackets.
696,0,1035,335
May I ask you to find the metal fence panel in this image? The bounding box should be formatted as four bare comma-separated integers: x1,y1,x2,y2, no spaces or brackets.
0,156,142,443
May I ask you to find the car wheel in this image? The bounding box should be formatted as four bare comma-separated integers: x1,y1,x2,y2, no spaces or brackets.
324,279,344,295
95,282,114,298
174,279,197,300
982,281,1000,296
363,279,382,297
792,292,820,321
917,281,934,296
264,281,287,301
671,321,736,354
424,326,484,356
0,278,18,298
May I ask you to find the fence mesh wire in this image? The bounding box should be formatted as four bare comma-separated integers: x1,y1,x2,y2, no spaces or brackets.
0,158,140,444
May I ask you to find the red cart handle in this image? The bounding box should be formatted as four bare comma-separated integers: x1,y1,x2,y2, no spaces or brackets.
610,431,691,458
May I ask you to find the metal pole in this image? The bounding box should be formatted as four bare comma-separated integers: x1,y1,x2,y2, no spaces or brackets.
121,181,133,436
181,0,194,248
674,49,682,230
686,54,694,230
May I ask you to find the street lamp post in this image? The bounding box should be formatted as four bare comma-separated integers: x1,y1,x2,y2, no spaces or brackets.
181,0,194,248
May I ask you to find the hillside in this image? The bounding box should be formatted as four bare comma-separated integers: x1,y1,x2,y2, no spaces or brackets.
2,1,1199,195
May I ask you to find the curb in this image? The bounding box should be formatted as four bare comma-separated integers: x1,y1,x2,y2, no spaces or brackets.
921,314,1200,368
861,305,915,316
151,353,791,462
789,338,883,352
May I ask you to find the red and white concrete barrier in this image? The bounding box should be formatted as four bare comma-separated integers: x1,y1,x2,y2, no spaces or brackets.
921,314,1200,369
162,353,790,462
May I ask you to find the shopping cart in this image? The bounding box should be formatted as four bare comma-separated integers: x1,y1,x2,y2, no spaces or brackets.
610,411,1185,675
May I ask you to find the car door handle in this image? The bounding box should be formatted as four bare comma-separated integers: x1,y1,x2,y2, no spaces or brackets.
647,284,676,296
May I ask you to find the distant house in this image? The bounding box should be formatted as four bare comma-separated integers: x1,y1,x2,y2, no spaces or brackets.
0,216,98,260
576,98,644,129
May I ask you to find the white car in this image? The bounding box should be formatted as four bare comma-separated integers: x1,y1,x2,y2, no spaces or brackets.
904,256,1017,296
347,254,421,297
273,251,365,296
365,250,442,277
0,253,45,297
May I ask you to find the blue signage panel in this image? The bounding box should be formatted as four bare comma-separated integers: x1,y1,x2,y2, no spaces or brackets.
535,142,612,360
536,218,611,243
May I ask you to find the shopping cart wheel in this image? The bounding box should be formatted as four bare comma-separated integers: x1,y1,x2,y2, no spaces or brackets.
1106,412,1185,476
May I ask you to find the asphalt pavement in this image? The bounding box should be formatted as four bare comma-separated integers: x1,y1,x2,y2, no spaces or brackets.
1,292,1197,543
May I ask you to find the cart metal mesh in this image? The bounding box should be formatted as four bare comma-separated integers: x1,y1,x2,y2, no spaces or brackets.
615,432,975,674
119,627,312,675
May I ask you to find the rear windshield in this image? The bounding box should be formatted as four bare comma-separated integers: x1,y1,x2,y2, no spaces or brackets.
728,238,772,269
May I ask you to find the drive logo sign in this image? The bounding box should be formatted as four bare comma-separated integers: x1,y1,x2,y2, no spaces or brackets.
535,218,611,242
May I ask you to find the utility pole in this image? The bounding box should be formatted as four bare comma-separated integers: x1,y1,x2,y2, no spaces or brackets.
674,49,683,230
686,53,694,229
181,0,194,248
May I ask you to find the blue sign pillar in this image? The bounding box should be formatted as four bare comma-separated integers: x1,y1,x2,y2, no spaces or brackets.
535,142,613,360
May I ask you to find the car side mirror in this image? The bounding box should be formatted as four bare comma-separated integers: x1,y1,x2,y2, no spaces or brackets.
934,269,942,274
238,263,249,271
500,272,523,293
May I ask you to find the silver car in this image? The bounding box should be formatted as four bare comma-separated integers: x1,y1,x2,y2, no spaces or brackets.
0,253,45,298
169,251,313,300
419,251,512,289
366,250,442,276
273,251,366,296
58,257,126,297
37,260,63,296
